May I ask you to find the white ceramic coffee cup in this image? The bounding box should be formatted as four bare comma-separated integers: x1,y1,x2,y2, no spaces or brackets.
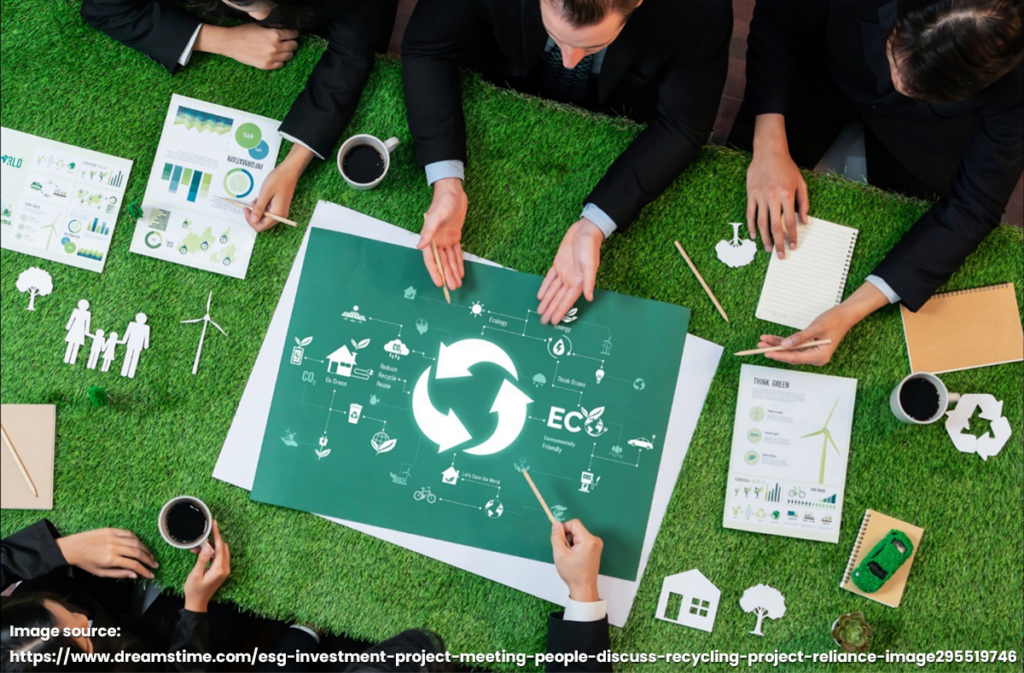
889,372,960,424
337,134,399,190
158,496,212,549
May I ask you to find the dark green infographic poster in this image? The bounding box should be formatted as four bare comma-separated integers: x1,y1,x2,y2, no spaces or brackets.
251,229,690,580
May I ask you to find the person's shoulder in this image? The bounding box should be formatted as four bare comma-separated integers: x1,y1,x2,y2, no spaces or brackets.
635,0,731,25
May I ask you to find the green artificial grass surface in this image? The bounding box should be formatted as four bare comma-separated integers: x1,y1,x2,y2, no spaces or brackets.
2,3,1022,670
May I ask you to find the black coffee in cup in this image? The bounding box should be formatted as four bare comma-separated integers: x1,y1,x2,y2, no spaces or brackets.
899,376,941,422
165,500,209,545
342,145,385,184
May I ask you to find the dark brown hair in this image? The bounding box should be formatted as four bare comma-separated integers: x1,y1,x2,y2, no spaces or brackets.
889,0,1023,104
546,0,642,27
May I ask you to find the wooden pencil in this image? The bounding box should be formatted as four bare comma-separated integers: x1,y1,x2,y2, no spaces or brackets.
673,241,730,323
216,196,298,227
430,240,452,304
734,339,833,356
0,422,38,498
521,470,559,525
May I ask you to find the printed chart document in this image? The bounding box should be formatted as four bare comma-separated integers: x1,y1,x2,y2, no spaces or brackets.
129,95,281,279
723,364,857,543
756,217,859,329
1,127,132,272
214,201,723,626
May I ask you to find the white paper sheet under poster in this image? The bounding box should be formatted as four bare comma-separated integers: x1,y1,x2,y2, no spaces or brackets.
1,127,133,272
213,201,722,627
129,95,281,279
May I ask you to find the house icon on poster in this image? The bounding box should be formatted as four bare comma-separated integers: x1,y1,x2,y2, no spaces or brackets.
404,286,418,300
327,345,357,377
441,465,459,485
655,569,720,633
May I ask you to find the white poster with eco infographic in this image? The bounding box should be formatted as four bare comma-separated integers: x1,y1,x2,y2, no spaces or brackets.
1,127,133,272
129,95,281,279
723,364,857,543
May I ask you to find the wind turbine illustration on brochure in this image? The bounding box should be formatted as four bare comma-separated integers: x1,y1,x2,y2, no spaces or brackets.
180,291,227,375
801,399,841,484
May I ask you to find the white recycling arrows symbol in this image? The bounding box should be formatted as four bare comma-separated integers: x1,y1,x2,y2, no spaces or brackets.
412,339,533,456
944,394,1012,461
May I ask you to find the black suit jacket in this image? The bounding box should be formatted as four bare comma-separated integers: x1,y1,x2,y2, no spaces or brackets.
80,0,392,160
2,520,210,672
546,612,611,672
401,0,731,229
741,0,1023,310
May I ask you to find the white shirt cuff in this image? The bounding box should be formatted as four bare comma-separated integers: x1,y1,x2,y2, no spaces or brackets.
425,160,465,186
563,597,607,622
581,203,617,238
289,624,321,644
178,25,203,66
866,274,901,304
279,132,324,161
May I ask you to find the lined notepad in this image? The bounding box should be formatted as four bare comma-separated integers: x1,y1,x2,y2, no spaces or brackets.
841,510,924,608
901,283,1023,374
756,217,859,330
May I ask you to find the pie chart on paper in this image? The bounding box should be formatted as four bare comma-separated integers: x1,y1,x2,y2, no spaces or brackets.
223,168,254,199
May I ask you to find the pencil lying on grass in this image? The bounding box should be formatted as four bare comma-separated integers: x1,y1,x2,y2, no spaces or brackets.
1,422,38,498
216,196,298,227
522,470,559,525
734,339,833,356
673,241,730,323
429,239,452,304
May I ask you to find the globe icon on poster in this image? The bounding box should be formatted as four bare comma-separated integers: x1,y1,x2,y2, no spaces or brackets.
485,499,504,519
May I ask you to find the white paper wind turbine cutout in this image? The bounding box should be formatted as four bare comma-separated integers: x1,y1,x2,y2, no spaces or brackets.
715,222,757,268
180,291,227,375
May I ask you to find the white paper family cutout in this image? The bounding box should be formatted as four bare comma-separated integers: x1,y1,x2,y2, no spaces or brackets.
740,584,786,637
16,267,53,311
180,292,227,375
715,222,757,268
656,569,721,633
63,299,150,378
944,394,1011,461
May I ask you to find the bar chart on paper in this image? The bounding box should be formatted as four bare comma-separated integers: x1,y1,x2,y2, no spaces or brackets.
161,163,212,203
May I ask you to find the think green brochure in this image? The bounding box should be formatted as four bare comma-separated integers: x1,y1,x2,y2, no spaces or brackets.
723,364,857,543
251,228,690,580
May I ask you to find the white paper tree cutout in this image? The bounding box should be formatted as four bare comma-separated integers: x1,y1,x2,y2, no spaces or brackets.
945,394,1011,461
16,267,53,311
715,222,757,268
740,584,786,636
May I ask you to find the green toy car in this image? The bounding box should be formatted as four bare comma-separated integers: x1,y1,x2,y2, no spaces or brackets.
853,529,914,593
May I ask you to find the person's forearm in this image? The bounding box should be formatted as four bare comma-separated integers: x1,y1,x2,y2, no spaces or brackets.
280,143,316,176
832,282,890,331
752,114,789,154
193,23,229,56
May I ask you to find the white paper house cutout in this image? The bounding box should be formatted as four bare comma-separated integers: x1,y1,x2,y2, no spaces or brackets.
656,569,720,632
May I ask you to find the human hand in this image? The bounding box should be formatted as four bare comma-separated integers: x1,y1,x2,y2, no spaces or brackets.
746,114,809,259
417,178,467,289
195,23,299,70
758,283,889,366
244,145,312,231
183,520,230,613
551,519,603,602
537,219,604,325
56,528,158,580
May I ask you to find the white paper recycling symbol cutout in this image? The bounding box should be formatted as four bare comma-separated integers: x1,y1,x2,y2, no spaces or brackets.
413,339,533,456
944,394,1011,461
715,222,757,268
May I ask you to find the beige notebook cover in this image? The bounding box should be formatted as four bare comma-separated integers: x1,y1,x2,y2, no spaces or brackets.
901,283,1023,374
1,404,56,510
841,509,924,608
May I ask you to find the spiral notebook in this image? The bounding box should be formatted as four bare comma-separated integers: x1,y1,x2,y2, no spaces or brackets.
841,510,924,608
901,283,1023,373
756,217,859,330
